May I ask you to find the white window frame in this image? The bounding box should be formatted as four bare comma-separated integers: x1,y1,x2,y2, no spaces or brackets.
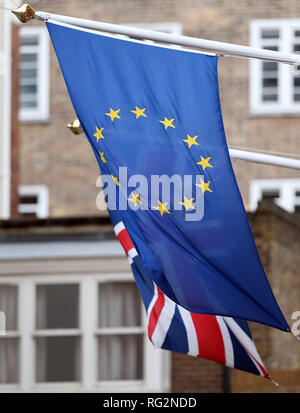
0,282,20,387
250,19,300,116
0,273,169,393
249,178,300,212
18,185,49,218
19,26,49,123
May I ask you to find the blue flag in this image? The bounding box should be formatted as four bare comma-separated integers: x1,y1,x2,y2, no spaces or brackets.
47,21,289,332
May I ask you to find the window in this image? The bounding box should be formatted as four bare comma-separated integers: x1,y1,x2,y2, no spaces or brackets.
0,284,19,385
250,19,300,115
18,185,49,218
249,178,300,212
19,26,49,122
0,273,168,392
35,284,80,383
97,282,143,381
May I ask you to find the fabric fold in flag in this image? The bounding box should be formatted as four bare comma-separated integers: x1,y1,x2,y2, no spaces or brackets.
46,20,289,332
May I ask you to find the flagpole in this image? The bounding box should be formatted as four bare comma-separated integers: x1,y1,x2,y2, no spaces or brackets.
12,4,300,66
228,149,300,170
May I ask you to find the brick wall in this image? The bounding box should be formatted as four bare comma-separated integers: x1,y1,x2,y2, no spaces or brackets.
230,200,300,393
171,353,225,392
17,0,300,217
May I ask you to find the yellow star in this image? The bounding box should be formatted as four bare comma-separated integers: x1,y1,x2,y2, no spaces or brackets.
128,192,143,208
197,156,213,171
182,134,199,148
178,196,196,212
94,126,104,142
105,108,121,122
111,175,120,186
99,152,107,164
131,106,147,119
195,179,213,194
159,117,175,130
153,200,171,216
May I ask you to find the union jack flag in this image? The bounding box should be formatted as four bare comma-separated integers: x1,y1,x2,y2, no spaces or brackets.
111,209,269,378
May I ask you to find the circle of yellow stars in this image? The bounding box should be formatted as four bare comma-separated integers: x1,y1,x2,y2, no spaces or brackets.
93,105,214,215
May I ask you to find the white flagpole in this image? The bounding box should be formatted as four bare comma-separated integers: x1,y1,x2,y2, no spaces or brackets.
36,12,300,66
11,4,300,66
228,149,300,170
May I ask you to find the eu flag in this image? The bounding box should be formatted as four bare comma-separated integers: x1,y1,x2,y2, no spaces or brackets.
47,21,288,332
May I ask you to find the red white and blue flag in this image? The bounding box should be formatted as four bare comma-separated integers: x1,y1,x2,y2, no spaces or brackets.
112,210,269,378
46,22,288,378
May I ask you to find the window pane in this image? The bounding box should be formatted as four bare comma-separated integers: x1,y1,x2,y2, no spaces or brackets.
263,45,278,51
98,335,143,380
262,190,280,201
263,62,278,72
262,29,279,39
0,285,18,331
36,284,79,329
20,85,37,95
36,337,81,382
294,44,300,52
19,195,38,204
20,101,37,108
21,53,37,63
263,78,278,87
98,282,141,328
294,93,300,102
21,36,39,46
0,338,19,384
262,94,278,102
294,77,300,87
20,69,37,78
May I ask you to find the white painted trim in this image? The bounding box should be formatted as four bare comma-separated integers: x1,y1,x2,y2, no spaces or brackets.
95,327,145,335
19,278,34,391
32,329,81,337
18,184,49,218
81,276,97,390
249,178,300,212
0,0,12,219
19,26,49,123
0,240,124,260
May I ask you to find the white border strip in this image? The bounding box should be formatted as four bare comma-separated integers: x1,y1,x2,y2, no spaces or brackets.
178,305,199,356
216,316,235,368
224,317,266,372
151,293,176,349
